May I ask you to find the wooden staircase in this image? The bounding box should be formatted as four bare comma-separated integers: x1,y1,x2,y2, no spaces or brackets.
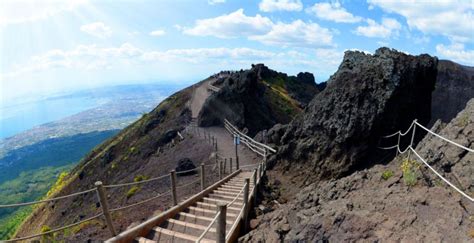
107,170,256,243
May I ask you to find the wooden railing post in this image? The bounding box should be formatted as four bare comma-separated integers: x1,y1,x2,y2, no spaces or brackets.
224,158,227,174
229,158,233,173
243,178,250,231
170,170,178,205
95,181,116,236
253,169,257,205
235,135,239,170
218,160,222,179
200,163,205,191
216,202,227,243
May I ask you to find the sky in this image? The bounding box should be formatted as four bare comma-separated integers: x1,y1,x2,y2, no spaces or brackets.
0,0,473,103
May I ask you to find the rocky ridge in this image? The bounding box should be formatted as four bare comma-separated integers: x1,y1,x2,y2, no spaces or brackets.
198,64,321,135
241,99,474,242
273,47,438,182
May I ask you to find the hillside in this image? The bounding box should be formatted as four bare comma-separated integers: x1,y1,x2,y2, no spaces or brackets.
13,66,316,241
199,64,321,135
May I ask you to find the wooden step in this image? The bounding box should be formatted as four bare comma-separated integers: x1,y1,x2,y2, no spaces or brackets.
220,185,252,191
152,227,213,243
177,212,234,225
135,237,157,243
161,218,216,238
195,201,241,212
187,206,237,218
208,193,243,201
217,187,242,193
202,197,243,206
212,190,241,196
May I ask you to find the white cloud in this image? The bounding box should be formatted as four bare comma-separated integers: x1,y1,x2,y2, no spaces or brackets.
307,2,362,23
436,43,474,65
80,22,112,38
259,0,303,12
208,0,225,5
149,29,166,37
183,9,273,38
0,0,88,26
354,18,401,38
250,20,334,48
182,10,334,48
368,0,474,42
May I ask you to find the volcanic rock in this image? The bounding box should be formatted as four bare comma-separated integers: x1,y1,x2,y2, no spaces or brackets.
175,158,197,176
275,47,438,180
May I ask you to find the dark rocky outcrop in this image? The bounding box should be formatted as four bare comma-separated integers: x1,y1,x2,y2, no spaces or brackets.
198,64,319,135
275,47,438,181
175,158,197,176
242,99,473,242
430,60,474,125
415,98,473,192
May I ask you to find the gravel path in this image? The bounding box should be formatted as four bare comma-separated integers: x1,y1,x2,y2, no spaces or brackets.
188,80,262,169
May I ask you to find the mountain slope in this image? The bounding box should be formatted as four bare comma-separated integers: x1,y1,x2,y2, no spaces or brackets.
242,99,473,242
198,64,321,135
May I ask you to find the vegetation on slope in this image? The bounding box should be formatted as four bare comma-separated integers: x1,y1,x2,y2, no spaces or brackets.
0,164,74,239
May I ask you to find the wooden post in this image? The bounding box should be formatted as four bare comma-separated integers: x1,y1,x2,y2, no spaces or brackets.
95,181,116,236
216,202,227,243
407,119,417,162
396,133,401,157
229,158,233,173
170,170,177,205
200,164,205,191
253,169,257,205
224,158,227,174
243,178,250,231
218,160,222,179
213,136,217,151
235,135,239,170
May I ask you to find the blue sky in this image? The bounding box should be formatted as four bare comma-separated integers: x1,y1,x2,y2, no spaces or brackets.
0,0,473,103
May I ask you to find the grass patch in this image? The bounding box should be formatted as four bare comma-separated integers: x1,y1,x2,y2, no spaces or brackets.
126,186,140,199
381,170,394,180
134,175,149,182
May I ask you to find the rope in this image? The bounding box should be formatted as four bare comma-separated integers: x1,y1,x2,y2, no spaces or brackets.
176,167,199,175
383,120,416,138
239,164,259,169
177,179,200,190
104,174,169,189
414,121,474,153
196,211,220,242
110,191,171,212
410,148,473,202
0,188,96,208
378,145,399,150
2,213,103,242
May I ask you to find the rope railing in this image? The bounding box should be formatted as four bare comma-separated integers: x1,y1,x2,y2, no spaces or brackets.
379,119,473,202
176,167,200,175
177,179,201,190
196,212,220,243
0,187,96,208
414,120,474,152
110,191,172,213
104,174,169,189
3,213,103,242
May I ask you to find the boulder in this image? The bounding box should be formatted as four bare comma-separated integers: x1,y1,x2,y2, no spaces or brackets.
275,47,438,180
175,158,197,176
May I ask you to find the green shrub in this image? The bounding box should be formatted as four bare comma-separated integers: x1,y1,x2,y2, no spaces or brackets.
381,170,394,180
401,158,419,186
126,186,140,199
134,175,149,182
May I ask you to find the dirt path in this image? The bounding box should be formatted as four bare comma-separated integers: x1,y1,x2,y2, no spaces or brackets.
191,78,214,118
188,80,261,167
